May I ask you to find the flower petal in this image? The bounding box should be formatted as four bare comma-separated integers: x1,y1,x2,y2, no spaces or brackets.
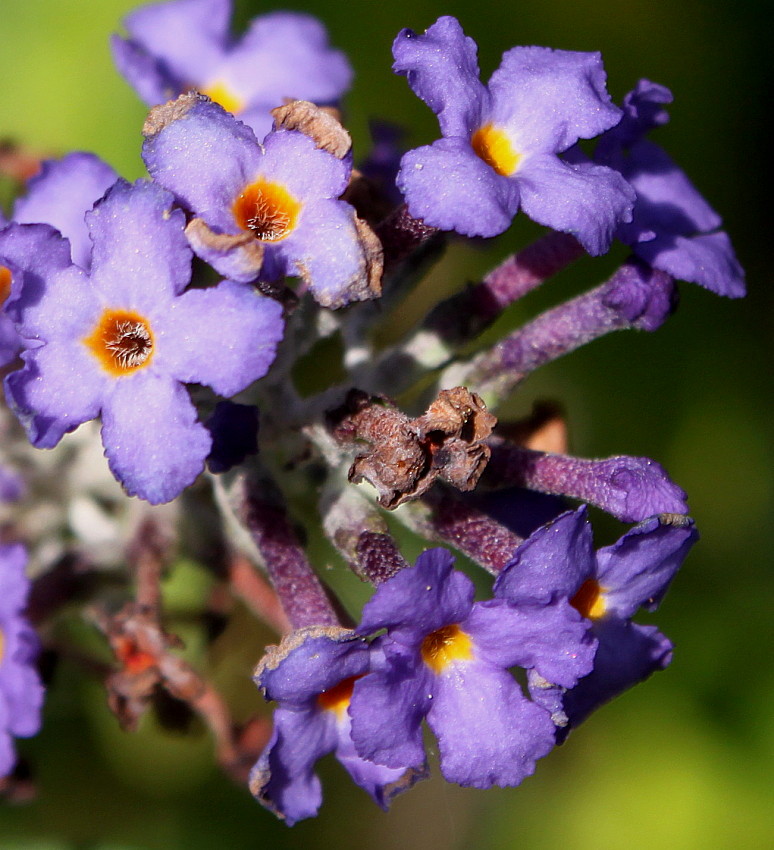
634,230,745,298
250,707,333,826
349,647,431,772
518,154,635,255
110,34,181,106
490,46,621,153
120,0,229,86
12,153,117,271
561,619,673,729
220,12,352,108
6,341,107,447
392,16,489,138
357,548,474,641
100,373,211,504
495,507,594,605
86,180,192,305
285,200,376,308
397,138,518,237
429,661,555,787
596,515,698,618
466,599,596,688
154,279,283,397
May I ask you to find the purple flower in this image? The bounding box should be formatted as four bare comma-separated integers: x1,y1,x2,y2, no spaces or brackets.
0,179,284,504
12,152,118,271
1,153,118,366
112,0,352,140
494,507,697,734
348,548,596,787
0,542,44,778
392,16,635,254
143,95,381,308
252,627,424,825
590,80,745,297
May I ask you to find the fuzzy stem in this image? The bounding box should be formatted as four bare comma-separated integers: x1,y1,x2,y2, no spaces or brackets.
444,261,676,406
484,438,689,522
235,471,341,629
395,488,523,574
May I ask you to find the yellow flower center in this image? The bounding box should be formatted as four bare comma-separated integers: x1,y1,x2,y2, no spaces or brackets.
421,623,473,674
316,675,361,720
570,578,607,620
233,178,302,242
0,627,5,666
470,124,522,177
200,80,245,115
0,265,12,306
83,309,155,377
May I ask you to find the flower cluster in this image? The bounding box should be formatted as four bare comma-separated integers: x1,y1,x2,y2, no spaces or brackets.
0,0,744,824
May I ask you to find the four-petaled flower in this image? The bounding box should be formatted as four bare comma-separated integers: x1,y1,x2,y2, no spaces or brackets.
112,0,352,140
590,80,746,297
142,95,381,308
494,507,697,735
348,548,596,787
392,16,636,254
252,627,424,825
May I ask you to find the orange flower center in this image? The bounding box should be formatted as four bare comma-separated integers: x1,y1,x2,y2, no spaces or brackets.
0,266,12,306
199,80,245,115
83,309,154,376
316,675,362,719
232,178,301,242
0,627,5,666
570,578,607,620
470,124,522,177
421,623,473,674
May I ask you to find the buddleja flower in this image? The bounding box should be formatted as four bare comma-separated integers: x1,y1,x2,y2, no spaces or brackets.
0,542,44,778
1,153,118,366
590,80,745,297
494,507,697,734
142,95,381,308
0,179,283,504
112,0,352,140
252,627,424,825
393,16,635,253
348,548,596,787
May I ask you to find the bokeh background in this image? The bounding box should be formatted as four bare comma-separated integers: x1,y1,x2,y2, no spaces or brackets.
1,0,771,847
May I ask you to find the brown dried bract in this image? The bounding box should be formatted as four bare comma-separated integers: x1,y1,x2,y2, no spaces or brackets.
328,388,496,509
143,91,206,137
271,100,351,159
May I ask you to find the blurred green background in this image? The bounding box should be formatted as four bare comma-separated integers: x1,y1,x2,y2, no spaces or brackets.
1,0,772,847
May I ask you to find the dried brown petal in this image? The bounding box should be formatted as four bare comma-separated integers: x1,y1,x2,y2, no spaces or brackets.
271,100,351,159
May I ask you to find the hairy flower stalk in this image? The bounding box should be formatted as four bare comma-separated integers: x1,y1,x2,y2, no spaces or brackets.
445,261,676,405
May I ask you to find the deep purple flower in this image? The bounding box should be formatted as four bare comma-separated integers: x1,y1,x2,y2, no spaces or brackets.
589,80,745,297
112,0,352,140
143,95,380,308
392,16,635,254
348,548,595,787
0,179,284,504
0,542,44,778
204,400,259,474
252,627,424,825
494,507,697,735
